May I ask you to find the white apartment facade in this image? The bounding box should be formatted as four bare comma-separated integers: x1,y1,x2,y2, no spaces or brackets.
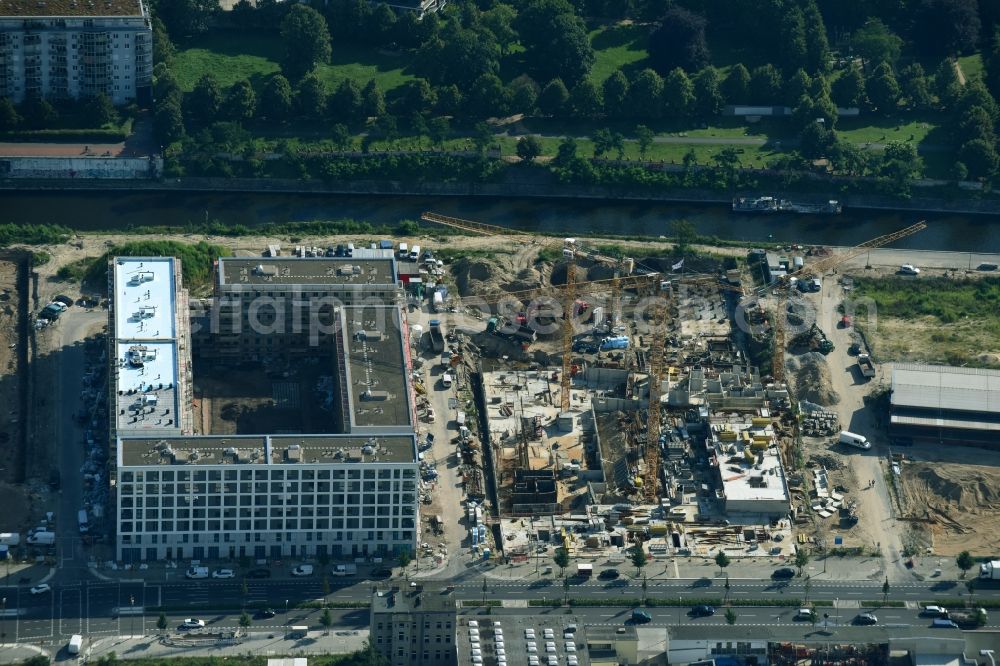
0,0,152,104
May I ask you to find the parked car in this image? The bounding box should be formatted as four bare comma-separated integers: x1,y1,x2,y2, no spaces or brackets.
30,584,50,595
371,567,393,579
291,564,313,576
772,567,796,579
255,609,277,619
598,569,620,580
212,568,235,579
899,264,921,275
53,295,74,307
690,605,715,617
246,569,271,579
922,605,948,617
978,262,998,271
180,619,206,630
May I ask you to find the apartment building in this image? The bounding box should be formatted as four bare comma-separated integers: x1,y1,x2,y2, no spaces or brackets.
109,254,419,562
371,584,457,666
0,0,153,104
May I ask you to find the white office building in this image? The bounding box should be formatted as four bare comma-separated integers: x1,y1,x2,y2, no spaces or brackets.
0,0,153,104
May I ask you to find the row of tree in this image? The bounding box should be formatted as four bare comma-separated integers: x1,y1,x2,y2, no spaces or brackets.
0,93,120,132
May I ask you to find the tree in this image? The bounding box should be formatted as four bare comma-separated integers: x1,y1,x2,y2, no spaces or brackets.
508,75,540,115
472,122,494,154
186,73,222,126
482,3,518,56
569,80,603,118
852,19,903,68
538,79,570,116
951,160,968,181
956,81,999,122
514,0,594,86
154,67,182,107
593,128,618,158
899,63,933,110
748,65,782,105
725,608,737,625
986,25,1000,103
778,5,808,73
553,547,571,575
516,135,543,162
798,120,837,159
418,23,500,89
602,71,630,118
398,79,437,117
156,613,168,631
154,99,185,145
82,92,119,127
151,17,175,67
428,116,450,147
280,5,332,81
880,140,923,183
693,67,723,116
722,64,750,104
802,0,831,73
261,74,293,122
362,80,386,119
635,125,654,158
956,550,975,576
398,551,411,569
368,3,396,46
714,550,731,575
224,79,256,122
882,577,890,605
959,139,999,179
958,106,996,145
663,67,694,118
784,69,813,106
648,6,710,75
331,123,352,151
320,608,333,632
803,575,812,603
672,219,696,255
912,0,980,58
467,73,508,118
239,612,251,629
631,546,647,576
435,85,463,116
794,549,810,574
934,58,963,106
554,137,578,165
867,62,901,112
155,0,217,38
295,74,327,120
621,69,660,119
330,79,365,125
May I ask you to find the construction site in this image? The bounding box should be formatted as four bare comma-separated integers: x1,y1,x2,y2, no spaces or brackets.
412,212,934,568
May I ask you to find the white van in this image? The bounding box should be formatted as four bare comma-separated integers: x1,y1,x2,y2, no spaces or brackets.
410,245,421,261
185,566,209,579
398,242,408,259
839,431,871,450
442,373,453,388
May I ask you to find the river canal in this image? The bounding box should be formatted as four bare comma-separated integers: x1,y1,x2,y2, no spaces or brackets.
3,191,998,252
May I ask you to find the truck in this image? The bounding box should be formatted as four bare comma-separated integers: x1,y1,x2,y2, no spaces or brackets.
332,563,358,576
600,336,629,351
838,430,871,450
68,634,83,655
948,608,987,628
185,566,210,579
857,353,876,379
78,509,89,534
428,319,445,353
0,532,20,546
980,560,1000,580
576,563,593,577
432,290,445,313
442,373,453,389
27,531,55,546
397,242,408,259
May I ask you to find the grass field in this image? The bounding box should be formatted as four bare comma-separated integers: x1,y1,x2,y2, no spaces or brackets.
173,31,414,93
834,115,943,145
957,53,984,82
588,23,649,84
851,276,1000,367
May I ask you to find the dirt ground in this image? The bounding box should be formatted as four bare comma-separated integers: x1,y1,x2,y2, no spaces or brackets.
0,259,22,482
897,454,1000,556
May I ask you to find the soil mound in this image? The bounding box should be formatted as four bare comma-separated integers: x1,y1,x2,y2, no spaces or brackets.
505,267,543,292
454,257,498,297
789,352,840,406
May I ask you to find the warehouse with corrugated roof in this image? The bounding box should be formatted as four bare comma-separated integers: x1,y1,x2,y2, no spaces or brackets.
890,363,1000,446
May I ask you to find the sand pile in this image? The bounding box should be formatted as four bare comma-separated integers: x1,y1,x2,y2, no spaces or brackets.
454,257,498,297
506,267,543,292
789,352,840,405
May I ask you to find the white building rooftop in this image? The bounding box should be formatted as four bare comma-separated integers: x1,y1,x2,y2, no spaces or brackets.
113,258,177,340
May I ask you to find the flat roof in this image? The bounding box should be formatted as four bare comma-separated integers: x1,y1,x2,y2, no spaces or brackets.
372,585,457,614
113,258,176,340
218,257,397,287
0,0,145,16
112,257,185,437
341,306,413,430
715,422,788,504
666,624,957,643
120,434,416,467
892,363,1000,414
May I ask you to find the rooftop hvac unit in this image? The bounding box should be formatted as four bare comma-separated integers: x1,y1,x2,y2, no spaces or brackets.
287,445,303,462
361,390,389,401
362,445,375,455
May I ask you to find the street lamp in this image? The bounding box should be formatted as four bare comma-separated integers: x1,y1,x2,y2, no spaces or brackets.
2,596,6,644
130,595,135,637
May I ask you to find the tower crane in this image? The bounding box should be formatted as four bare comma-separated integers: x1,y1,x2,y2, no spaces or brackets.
762,221,927,382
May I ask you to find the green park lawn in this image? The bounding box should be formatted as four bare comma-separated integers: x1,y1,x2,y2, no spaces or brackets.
834,115,942,145
957,53,984,81
588,23,649,84
172,31,414,93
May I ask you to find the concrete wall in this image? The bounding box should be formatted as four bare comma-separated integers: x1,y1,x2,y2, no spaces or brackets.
584,367,630,388
0,156,161,179
593,397,646,413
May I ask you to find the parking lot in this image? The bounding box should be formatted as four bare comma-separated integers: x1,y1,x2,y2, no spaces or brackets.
459,614,590,666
